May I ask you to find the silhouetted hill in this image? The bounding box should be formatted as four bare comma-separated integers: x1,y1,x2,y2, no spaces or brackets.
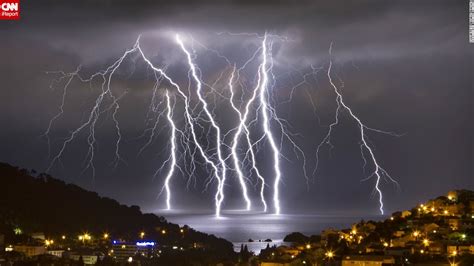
0,162,234,259
282,189,474,244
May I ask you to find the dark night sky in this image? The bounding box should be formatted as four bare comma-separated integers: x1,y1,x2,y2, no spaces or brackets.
0,0,472,216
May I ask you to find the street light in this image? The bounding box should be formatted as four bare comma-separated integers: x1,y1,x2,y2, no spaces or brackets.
140,231,145,239
79,233,91,244
423,239,429,246
325,250,334,259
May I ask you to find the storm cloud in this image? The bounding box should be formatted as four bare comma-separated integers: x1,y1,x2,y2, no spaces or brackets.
0,0,471,216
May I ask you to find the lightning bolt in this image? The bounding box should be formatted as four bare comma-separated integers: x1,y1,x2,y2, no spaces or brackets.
258,34,282,215
176,34,229,216
45,36,225,216
228,67,254,211
316,43,399,214
45,46,136,180
190,37,268,212
160,90,178,210
44,33,399,218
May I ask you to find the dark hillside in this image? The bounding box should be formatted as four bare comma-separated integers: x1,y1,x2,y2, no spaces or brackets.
0,162,234,260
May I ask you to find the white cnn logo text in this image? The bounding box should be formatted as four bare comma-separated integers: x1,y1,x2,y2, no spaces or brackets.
1,2,18,11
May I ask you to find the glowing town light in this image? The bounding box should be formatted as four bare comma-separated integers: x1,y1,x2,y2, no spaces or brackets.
423,239,429,246
326,250,334,259
14,227,22,235
136,241,155,247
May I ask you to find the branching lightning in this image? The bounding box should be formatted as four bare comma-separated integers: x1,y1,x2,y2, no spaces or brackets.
44,33,399,217
315,43,399,214
176,34,229,216
159,90,178,210
257,34,282,215
228,66,253,211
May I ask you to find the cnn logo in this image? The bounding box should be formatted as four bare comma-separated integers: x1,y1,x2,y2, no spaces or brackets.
0,0,20,20
1,2,17,11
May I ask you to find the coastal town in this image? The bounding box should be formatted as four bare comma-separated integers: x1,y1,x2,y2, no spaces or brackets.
256,190,474,266
1,189,472,265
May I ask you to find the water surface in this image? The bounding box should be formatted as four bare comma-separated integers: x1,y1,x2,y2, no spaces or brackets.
162,210,382,254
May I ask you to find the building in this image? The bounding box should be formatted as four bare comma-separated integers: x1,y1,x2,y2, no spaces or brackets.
393,230,405,238
448,218,460,230
447,191,458,201
401,211,412,218
30,232,45,241
391,235,411,248
260,263,291,266
427,242,445,255
422,223,439,233
70,253,98,265
385,247,410,257
47,250,65,258
13,245,46,257
342,255,395,266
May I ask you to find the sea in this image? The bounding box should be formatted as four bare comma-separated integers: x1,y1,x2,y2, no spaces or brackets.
162,211,384,254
